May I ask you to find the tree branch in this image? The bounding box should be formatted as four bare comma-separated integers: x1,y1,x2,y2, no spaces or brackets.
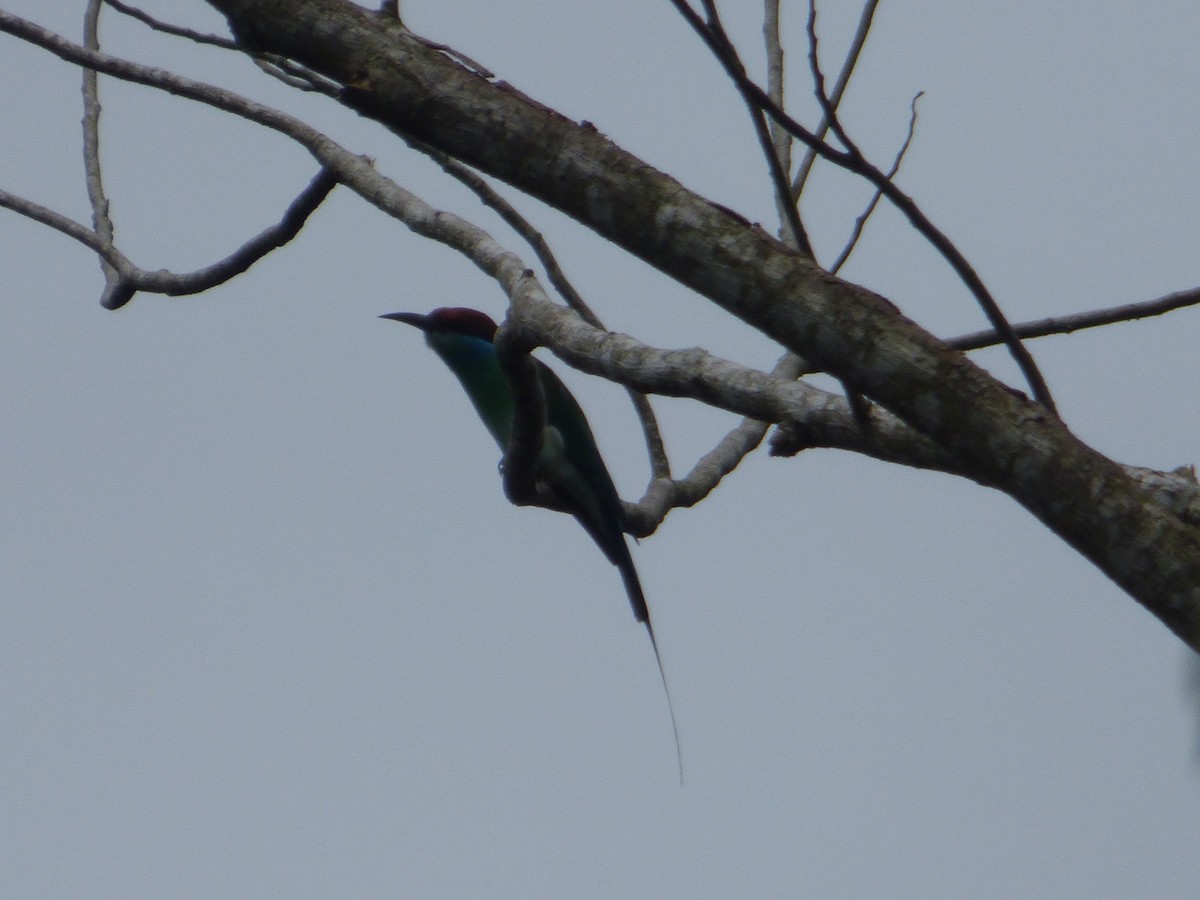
948,286,1200,351
82,1,118,301
103,0,343,95
7,3,1200,649
791,0,880,200
0,168,339,308
0,189,126,263
671,0,1057,414
627,348,811,530
197,0,1200,648
103,0,239,49
828,91,923,275
692,1,812,256
762,0,793,233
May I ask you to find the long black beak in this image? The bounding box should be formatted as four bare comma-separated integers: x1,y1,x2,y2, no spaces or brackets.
379,311,431,330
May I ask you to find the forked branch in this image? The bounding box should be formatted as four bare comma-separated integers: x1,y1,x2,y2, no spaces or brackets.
670,0,1057,415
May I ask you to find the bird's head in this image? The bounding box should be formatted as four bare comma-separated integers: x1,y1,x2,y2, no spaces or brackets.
379,307,498,342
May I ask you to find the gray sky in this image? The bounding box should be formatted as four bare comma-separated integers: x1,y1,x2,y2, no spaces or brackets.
3,2,1199,897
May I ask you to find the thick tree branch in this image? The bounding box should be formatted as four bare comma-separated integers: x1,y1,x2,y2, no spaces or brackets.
4,4,1200,649
194,0,1200,648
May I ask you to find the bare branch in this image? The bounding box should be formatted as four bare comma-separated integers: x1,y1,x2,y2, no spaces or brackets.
692,1,812,256
630,419,770,533
82,1,118,296
504,289,1163,532
769,397,1200,532
791,0,881,200
0,169,339,307
947,285,1200,351
104,0,342,95
0,189,129,264
669,0,1057,414
103,0,239,49
0,13,496,284
107,166,339,303
829,90,923,275
497,295,880,533
654,278,1200,381
763,0,791,204
631,258,1200,509
414,150,599,333
496,290,902,535
769,397,972,479
803,1,862,158
628,350,809,529
497,290,929,536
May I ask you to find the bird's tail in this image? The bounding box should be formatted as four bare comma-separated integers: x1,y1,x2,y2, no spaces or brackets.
616,547,683,785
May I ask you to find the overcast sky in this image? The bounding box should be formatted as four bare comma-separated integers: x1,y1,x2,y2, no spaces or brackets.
4,2,1200,897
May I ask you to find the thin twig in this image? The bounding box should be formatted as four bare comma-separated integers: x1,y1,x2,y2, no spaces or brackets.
103,0,239,49
757,1,825,426
0,189,128,263
0,170,339,307
947,286,1200,351
829,90,922,274
702,3,872,424
700,1,812,256
505,303,864,535
763,0,792,211
804,2,862,159
82,1,118,295
792,0,880,200
105,1,342,95
669,0,1057,414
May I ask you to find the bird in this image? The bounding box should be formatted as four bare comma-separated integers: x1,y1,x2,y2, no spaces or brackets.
381,307,681,778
